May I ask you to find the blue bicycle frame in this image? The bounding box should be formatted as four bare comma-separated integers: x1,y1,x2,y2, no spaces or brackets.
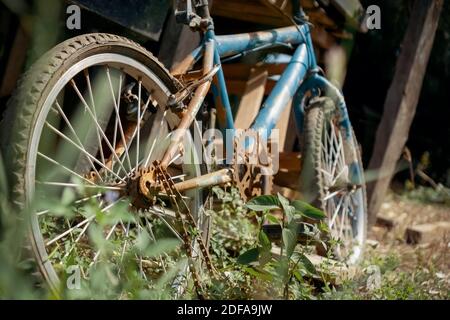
161,4,354,172
184,24,354,142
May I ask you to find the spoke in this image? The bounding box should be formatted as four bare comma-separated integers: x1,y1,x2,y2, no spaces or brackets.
111,75,122,173
329,195,345,229
90,222,118,266
119,221,131,262
46,217,92,247
45,122,125,182
63,220,91,258
331,128,344,180
53,101,103,181
136,224,148,279
144,138,157,168
36,209,50,216
143,110,170,167
323,189,343,201
148,208,183,241
84,69,106,167
168,153,182,166
106,68,132,171
339,197,349,239
136,80,142,170
75,193,103,204
116,94,152,175
170,174,187,182
320,168,333,186
70,79,128,176
38,152,96,186
46,196,123,251
37,194,101,217
36,181,123,191
144,216,168,273
331,165,348,186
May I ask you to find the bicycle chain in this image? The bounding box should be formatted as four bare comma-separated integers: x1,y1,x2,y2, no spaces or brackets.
153,162,218,298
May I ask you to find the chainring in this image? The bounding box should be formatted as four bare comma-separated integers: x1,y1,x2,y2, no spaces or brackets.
231,130,273,202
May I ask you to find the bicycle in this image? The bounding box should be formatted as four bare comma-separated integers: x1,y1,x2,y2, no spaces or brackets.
0,0,367,296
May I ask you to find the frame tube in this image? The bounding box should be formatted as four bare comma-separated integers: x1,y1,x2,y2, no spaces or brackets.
215,25,310,58
160,38,215,168
251,44,309,139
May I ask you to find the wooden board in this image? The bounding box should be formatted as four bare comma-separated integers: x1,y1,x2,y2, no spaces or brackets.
273,100,297,152
234,67,268,129
367,0,444,226
405,221,450,244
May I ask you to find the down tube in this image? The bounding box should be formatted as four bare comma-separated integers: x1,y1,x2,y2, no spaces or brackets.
251,44,309,139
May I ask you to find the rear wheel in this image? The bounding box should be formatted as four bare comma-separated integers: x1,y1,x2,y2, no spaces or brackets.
1,34,209,297
299,97,367,264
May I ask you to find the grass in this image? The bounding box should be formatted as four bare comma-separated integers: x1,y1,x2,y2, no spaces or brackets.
320,246,449,300
1,151,449,299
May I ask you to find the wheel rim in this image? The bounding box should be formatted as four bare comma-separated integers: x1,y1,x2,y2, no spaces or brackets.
25,53,205,294
319,114,365,264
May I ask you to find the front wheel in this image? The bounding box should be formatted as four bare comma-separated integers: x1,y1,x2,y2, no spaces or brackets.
1,33,210,297
299,97,367,264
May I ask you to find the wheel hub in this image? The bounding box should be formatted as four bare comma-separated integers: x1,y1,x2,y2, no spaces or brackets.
127,165,162,209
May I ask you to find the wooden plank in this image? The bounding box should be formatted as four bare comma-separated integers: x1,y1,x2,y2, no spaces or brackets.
328,0,366,30
367,0,444,226
212,0,340,31
274,172,299,190
223,63,287,80
212,0,286,26
273,100,297,152
405,221,450,244
160,1,214,73
158,14,201,73
278,152,302,173
310,25,337,50
375,215,397,230
324,45,348,89
227,78,276,96
234,67,268,129
273,184,301,201
274,152,302,189
74,0,169,41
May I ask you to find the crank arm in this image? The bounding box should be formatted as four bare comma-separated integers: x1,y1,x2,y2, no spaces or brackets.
173,169,233,192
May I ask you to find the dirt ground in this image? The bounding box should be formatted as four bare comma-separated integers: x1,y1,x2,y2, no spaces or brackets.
364,193,450,298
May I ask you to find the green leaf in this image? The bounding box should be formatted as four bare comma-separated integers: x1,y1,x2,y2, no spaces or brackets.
143,239,181,257
243,267,273,281
293,270,304,282
282,228,296,257
258,230,271,251
237,248,260,265
298,253,317,275
277,193,295,222
292,200,326,220
265,213,280,225
246,195,280,212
